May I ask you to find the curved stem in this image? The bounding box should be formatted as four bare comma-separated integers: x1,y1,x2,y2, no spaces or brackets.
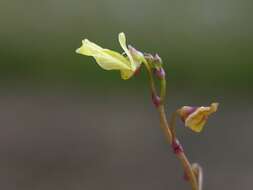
192,163,203,190
143,62,199,190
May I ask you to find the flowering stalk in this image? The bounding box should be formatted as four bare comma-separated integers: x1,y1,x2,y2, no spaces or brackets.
76,32,219,190
143,58,199,190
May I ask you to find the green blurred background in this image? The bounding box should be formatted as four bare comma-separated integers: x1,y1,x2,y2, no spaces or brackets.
0,0,253,189
1,0,253,92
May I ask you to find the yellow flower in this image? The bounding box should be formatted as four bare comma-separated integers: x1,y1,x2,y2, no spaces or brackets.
76,32,144,80
178,103,219,133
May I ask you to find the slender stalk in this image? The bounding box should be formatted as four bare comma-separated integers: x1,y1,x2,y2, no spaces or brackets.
169,111,178,140
158,105,198,190
192,163,203,190
158,105,172,144
143,61,199,190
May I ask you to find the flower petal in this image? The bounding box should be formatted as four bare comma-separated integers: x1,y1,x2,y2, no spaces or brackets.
185,111,208,132
179,102,219,133
208,103,219,114
76,39,131,71
118,32,136,70
120,69,134,80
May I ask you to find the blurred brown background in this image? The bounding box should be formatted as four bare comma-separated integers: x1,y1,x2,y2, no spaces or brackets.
0,0,253,189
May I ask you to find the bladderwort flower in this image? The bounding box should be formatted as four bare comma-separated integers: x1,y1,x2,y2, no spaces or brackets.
178,103,219,133
76,32,145,80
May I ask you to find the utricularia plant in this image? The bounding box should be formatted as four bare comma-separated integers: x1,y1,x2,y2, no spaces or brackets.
76,32,219,190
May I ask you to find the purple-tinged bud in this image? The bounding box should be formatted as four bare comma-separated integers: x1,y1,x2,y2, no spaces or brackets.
171,139,183,154
151,93,161,108
154,67,166,79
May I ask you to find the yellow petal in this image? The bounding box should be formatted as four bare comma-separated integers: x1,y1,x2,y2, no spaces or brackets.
76,39,131,71
185,112,207,132
120,69,134,80
118,32,136,70
208,102,219,114
183,102,219,133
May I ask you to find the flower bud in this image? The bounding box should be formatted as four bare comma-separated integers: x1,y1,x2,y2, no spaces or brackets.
143,53,154,63
154,67,166,79
151,93,161,108
153,53,162,64
144,53,163,66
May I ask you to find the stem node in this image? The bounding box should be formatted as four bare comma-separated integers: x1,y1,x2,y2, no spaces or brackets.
172,139,184,154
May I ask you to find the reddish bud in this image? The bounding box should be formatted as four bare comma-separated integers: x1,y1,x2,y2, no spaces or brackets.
151,93,161,108
171,139,183,154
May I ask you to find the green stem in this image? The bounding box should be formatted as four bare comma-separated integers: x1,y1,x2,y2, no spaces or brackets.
160,77,166,104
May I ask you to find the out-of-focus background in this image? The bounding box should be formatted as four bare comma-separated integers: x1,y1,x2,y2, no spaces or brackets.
0,0,252,189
